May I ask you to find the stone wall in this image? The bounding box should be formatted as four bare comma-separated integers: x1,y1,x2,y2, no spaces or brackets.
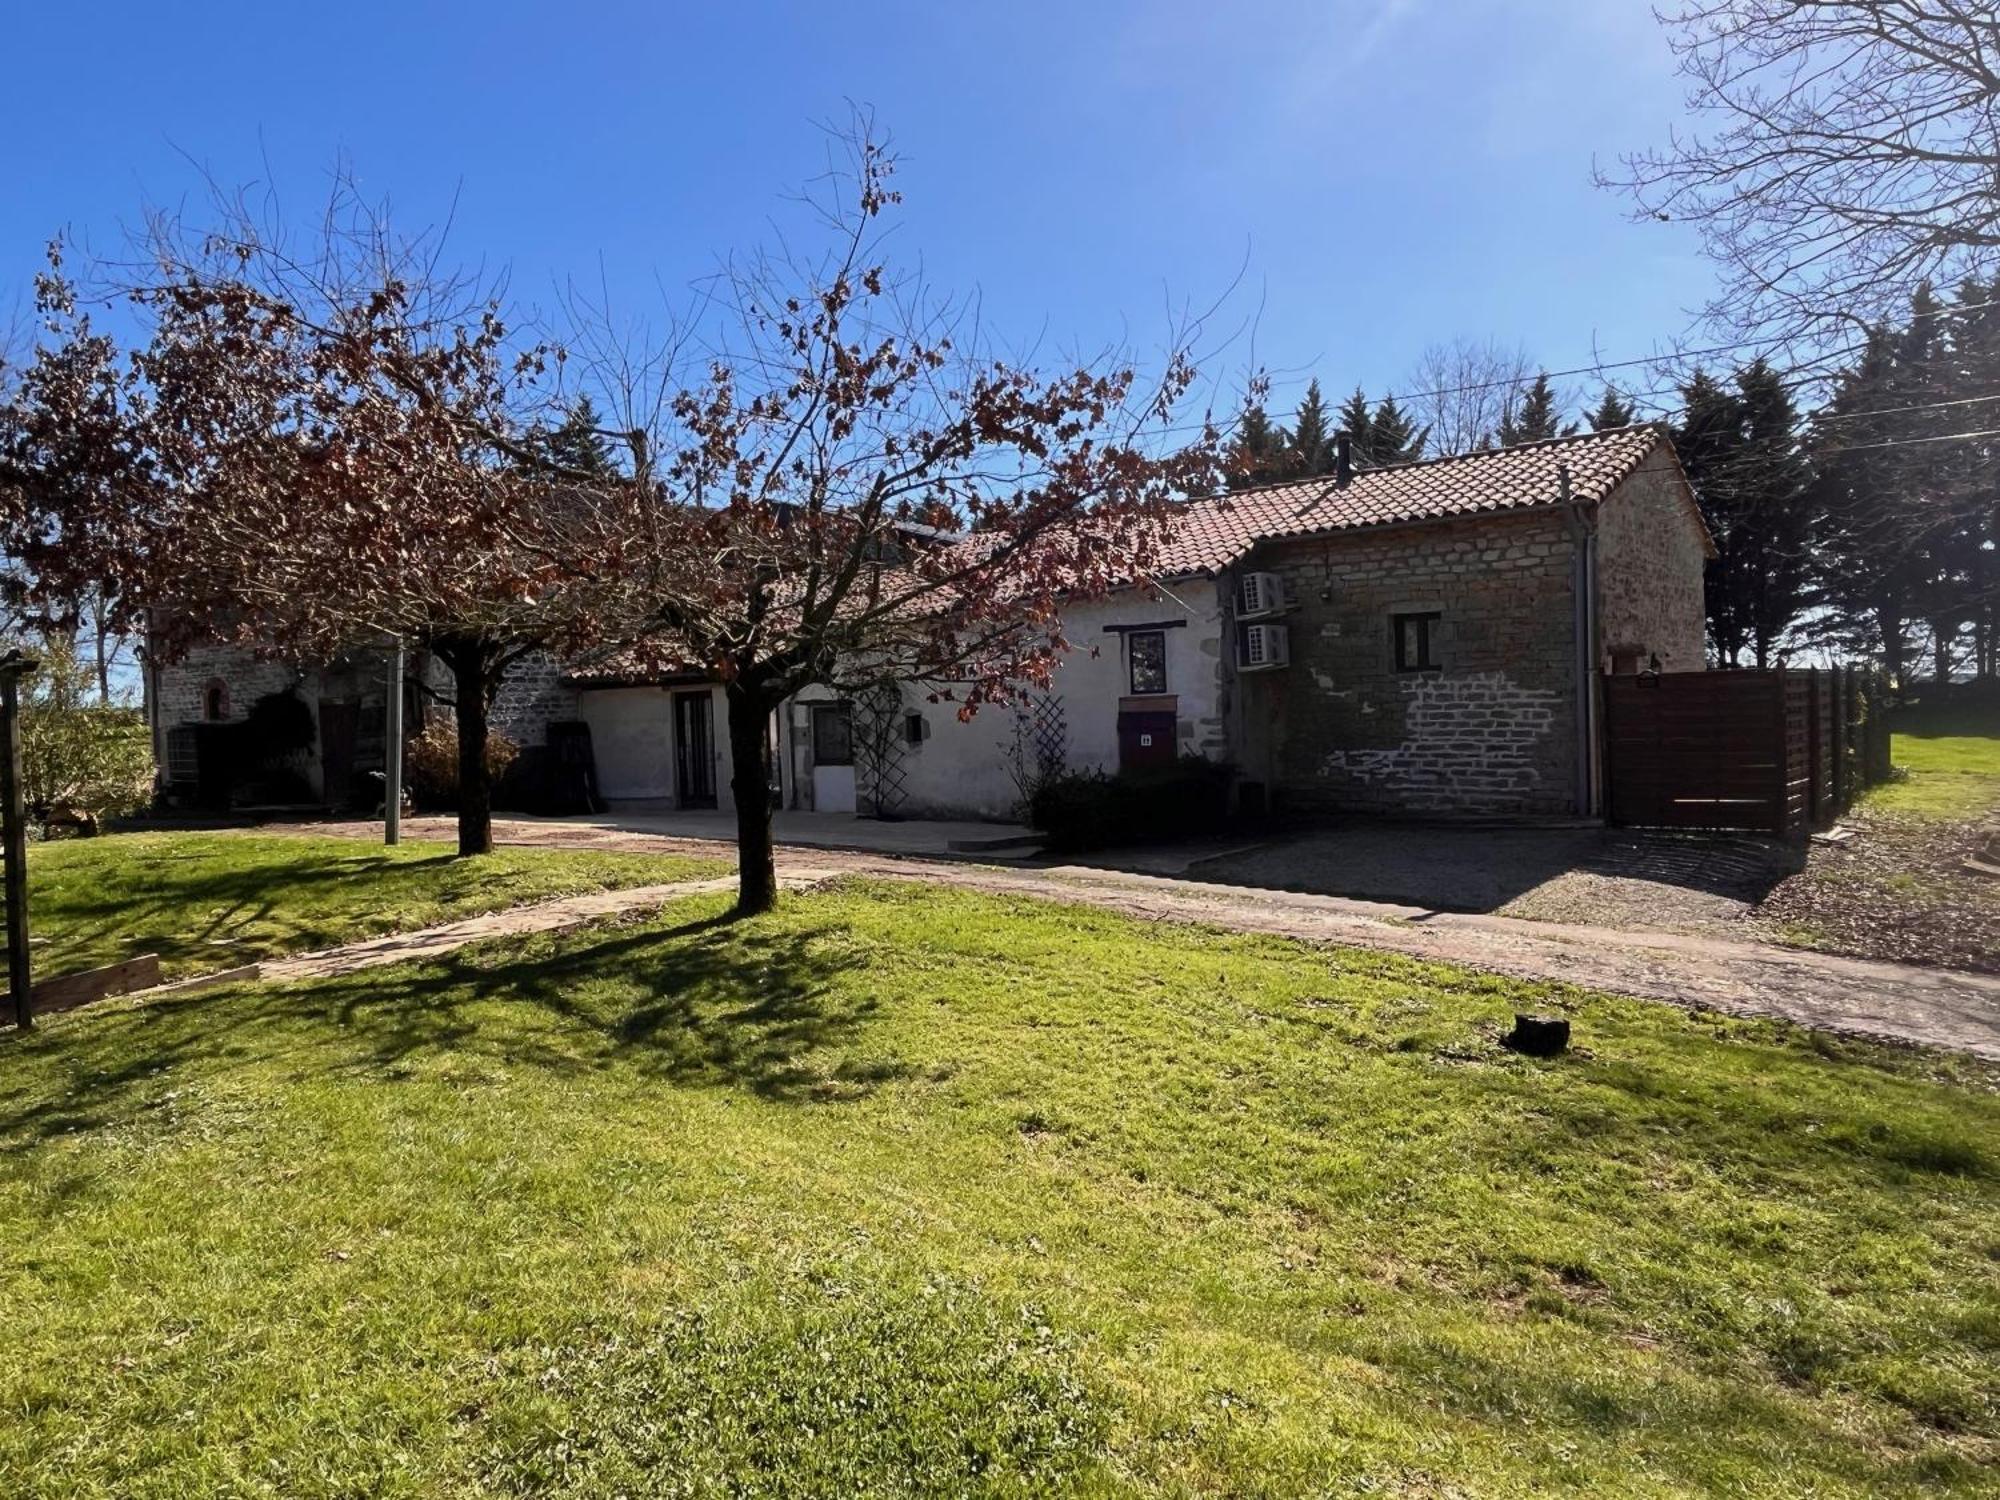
150,643,576,799
152,646,306,730
1595,445,1709,673
488,651,579,746
1234,510,1582,816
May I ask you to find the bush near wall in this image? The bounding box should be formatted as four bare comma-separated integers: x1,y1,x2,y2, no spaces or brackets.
1029,757,1236,852
11,636,153,836
404,720,518,812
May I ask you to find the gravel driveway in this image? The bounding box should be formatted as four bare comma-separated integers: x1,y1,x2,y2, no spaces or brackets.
1164,824,1802,937
291,815,2000,1060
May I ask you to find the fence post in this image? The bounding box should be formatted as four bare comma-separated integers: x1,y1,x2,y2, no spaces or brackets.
1806,669,1824,828
1772,669,1789,838
0,651,37,1031
1831,666,1848,813
1872,670,1894,785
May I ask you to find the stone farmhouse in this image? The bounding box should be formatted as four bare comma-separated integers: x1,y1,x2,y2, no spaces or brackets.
146,425,1710,825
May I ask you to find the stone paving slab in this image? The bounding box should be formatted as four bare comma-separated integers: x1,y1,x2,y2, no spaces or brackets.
242,870,834,985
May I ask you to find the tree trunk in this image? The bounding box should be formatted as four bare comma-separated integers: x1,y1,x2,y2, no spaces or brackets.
444,639,495,857
726,679,778,914
1933,619,1955,688
93,616,110,704
1876,603,1907,687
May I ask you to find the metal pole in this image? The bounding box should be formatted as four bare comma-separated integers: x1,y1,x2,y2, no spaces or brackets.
0,654,37,1030
385,642,404,846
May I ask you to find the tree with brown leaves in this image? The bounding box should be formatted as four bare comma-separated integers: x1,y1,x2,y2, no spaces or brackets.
3,133,1225,910
574,136,1225,910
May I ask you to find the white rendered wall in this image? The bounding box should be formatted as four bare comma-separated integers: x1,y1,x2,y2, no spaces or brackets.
810,579,1229,823
578,684,735,811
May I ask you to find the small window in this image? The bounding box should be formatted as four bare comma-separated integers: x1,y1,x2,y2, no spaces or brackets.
1393,612,1442,673
1128,631,1168,695
202,679,230,721
811,702,853,765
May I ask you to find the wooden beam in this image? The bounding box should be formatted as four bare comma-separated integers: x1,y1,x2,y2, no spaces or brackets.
30,953,163,1016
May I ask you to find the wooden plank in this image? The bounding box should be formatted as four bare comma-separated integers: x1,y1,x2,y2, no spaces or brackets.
31,954,163,1016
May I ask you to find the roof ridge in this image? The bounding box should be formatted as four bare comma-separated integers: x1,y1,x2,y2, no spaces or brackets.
1197,422,1664,508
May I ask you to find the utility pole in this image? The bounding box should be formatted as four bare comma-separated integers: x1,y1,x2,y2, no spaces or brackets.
0,650,39,1030
385,642,404,847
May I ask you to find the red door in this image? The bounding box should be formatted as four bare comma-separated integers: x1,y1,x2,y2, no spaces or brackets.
1116,711,1176,772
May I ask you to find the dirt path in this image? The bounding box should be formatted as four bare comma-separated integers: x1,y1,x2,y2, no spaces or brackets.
295,817,2000,1061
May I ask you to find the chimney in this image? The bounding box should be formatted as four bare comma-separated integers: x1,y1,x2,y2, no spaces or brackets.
1335,432,1353,489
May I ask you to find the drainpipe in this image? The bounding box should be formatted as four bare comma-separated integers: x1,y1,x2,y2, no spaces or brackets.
1561,465,1599,818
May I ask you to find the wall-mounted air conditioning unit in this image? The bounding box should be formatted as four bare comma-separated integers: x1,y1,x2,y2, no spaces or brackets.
1238,623,1290,672
1237,570,1287,620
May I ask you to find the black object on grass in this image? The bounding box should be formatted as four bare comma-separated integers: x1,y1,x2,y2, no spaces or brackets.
1506,1015,1570,1057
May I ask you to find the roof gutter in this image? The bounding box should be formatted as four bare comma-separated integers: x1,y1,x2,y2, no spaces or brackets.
1561,465,1600,818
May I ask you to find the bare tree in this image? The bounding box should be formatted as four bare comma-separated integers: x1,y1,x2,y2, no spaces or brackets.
1604,1,2000,342
569,133,1225,911
1402,338,1538,456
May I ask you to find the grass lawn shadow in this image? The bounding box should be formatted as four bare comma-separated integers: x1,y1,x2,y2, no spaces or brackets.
1,902,901,1148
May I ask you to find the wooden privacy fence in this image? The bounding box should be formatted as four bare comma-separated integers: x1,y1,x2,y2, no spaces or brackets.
1603,666,1892,838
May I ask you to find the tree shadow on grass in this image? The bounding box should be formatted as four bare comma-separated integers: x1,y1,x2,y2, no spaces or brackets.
32,846,466,979
0,907,903,1150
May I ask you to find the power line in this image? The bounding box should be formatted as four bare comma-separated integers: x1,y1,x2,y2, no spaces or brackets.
1807,391,2000,425
1810,425,2000,459
1238,296,2000,421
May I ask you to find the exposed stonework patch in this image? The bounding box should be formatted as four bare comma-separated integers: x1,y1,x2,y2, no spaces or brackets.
488,651,578,745
1317,671,1560,811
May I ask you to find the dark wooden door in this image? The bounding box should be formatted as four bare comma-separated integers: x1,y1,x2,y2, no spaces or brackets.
317,700,358,810
674,691,717,808
1116,710,1176,772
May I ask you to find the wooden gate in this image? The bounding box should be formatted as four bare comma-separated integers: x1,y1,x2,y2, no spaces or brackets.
1603,667,1888,838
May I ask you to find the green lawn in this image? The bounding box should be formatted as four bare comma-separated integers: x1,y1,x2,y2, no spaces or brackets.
26,832,726,982
1,881,1995,1497
1870,733,2000,821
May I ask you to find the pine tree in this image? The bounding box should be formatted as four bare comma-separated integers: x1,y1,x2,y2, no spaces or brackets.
1732,359,1812,667
1587,385,1636,431
1227,400,1287,490
1810,282,2000,683
1285,379,1334,477
1945,277,2000,678
543,395,618,477
1675,369,1750,663
1895,282,1981,684
1335,386,1373,469
1811,328,1920,681
1498,372,1573,446
1367,395,1427,465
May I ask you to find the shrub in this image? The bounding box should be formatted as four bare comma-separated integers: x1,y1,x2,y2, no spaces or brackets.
404,718,518,811
1029,756,1235,852
13,635,154,835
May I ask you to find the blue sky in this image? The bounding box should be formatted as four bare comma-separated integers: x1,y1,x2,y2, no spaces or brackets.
4,0,1716,425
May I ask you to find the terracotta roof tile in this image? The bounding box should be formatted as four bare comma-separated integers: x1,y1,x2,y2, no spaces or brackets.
560,428,1679,685
1149,424,1671,576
